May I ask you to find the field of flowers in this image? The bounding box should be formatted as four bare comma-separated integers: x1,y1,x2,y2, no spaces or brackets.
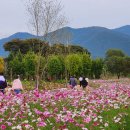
0,79,130,130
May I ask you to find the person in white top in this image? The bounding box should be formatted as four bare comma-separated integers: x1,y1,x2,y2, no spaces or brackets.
79,76,83,87
12,75,23,94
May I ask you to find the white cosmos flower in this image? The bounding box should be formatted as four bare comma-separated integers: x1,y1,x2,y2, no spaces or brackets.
93,117,98,122
24,120,29,123
28,112,32,116
12,118,16,120
100,119,103,122
12,126,16,130
37,118,42,122
114,118,121,123
32,119,36,122
98,116,103,119
82,128,88,130
114,104,120,109
104,123,109,127
16,125,22,130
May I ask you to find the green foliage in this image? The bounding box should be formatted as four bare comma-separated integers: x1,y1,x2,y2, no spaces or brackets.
47,55,63,79
0,57,4,73
123,56,130,76
9,51,25,76
4,38,90,56
91,58,104,79
67,45,90,55
106,56,124,79
106,49,125,59
105,49,130,79
4,38,49,56
6,45,130,80
65,54,82,76
81,53,92,77
23,51,36,79
57,55,65,75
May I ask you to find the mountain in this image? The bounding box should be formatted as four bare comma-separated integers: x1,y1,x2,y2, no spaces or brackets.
53,26,130,58
114,25,130,36
0,32,37,57
0,25,130,58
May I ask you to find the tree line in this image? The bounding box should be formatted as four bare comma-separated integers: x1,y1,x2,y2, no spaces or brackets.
0,39,130,81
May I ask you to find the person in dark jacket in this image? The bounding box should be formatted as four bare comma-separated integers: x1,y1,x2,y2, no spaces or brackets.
81,77,88,90
0,72,7,94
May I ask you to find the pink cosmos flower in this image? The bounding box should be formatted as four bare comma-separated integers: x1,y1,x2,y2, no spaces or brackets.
43,111,51,117
6,122,12,126
84,117,91,123
38,121,47,127
1,125,6,130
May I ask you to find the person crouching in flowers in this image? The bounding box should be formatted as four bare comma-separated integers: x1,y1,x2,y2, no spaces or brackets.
81,77,88,91
69,76,77,89
12,75,23,94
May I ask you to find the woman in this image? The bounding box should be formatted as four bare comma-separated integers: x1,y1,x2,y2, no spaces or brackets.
12,75,23,94
0,72,7,94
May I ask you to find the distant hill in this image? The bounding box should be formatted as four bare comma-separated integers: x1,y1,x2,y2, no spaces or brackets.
0,25,130,58
114,25,130,36
54,26,130,58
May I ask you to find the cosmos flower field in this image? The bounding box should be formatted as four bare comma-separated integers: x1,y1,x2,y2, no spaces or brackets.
0,79,130,130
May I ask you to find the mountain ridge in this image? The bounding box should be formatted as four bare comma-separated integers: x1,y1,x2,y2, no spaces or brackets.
0,25,130,58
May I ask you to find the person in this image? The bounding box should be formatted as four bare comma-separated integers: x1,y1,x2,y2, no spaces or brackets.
79,76,83,87
81,77,88,90
0,72,7,94
85,78,89,83
12,75,23,94
69,76,77,89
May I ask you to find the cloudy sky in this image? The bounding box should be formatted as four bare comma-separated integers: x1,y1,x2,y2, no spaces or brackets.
0,0,130,38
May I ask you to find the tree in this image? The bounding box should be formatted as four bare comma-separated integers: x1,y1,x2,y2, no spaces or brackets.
68,45,90,55
23,51,37,80
47,55,63,80
9,51,25,77
122,56,130,76
27,0,67,89
4,38,50,56
65,54,82,76
105,49,128,79
106,49,125,59
106,56,124,79
91,58,104,79
57,55,65,79
81,54,92,77
4,39,22,53
0,57,4,73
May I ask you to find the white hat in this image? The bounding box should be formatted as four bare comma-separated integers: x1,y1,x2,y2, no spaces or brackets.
79,77,83,81
85,78,89,82
0,76,5,81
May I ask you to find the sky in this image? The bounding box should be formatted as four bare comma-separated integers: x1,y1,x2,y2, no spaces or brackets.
0,0,130,38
